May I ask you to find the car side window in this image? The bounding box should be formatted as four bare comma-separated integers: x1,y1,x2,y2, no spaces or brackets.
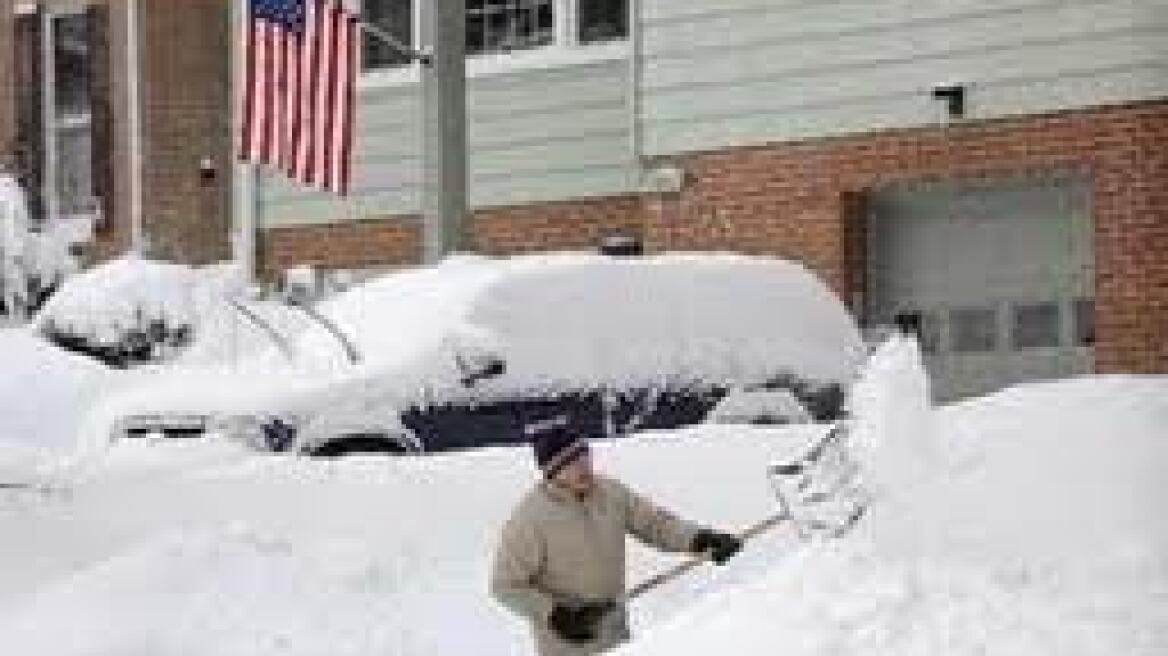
400,391,604,452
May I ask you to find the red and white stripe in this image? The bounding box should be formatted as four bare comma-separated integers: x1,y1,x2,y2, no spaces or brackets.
240,0,357,196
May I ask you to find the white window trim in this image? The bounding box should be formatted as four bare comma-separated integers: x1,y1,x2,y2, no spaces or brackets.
358,0,629,91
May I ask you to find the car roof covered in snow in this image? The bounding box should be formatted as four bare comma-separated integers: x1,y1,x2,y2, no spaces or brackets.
295,252,864,391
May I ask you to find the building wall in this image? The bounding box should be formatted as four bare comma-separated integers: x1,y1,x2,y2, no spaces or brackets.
90,0,133,259
2,0,137,260
259,51,639,227
640,0,1168,155
139,0,232,264
262,192,646,273
263,100,1168,374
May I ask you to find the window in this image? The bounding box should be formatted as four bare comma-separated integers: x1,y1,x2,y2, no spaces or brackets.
51,12,97,218
1012,301,1061,349
12,7,102,224
950,306,998,353
466,0,554,55
361,0,628,71
579,0,627,44
363,0,413,71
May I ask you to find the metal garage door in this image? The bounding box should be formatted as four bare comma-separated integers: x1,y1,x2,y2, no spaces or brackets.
865,172,1095,402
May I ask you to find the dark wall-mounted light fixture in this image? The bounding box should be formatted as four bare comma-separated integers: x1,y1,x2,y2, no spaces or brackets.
198,156,217,184
932,84,967,119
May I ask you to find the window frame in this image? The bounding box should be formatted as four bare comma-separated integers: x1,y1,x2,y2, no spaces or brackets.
359,0,630,89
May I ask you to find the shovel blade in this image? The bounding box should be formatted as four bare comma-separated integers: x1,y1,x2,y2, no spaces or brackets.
769,424,869,539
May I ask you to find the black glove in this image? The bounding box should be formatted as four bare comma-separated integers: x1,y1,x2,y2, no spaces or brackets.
691,529,743,565
547,601,612,645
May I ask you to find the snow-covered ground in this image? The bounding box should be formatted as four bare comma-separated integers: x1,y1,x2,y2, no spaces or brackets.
621,342,1168,655
0,423,819,655
0,333,1164,655
0,328,123,481
1,253,1164,654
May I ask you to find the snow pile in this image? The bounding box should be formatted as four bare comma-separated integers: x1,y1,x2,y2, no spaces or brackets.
34,256,260,365
2,354,1166,655
0,328,122,481
846,334,937,495
0,424,820,655
620,362,1168,655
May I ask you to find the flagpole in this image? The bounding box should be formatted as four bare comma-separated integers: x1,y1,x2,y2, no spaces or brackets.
358,6,465,264
231,0,256,285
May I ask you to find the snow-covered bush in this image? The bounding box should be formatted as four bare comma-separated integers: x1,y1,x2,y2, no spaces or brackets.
1,174,86,319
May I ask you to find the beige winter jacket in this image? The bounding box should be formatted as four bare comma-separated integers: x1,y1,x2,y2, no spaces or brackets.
491,476,700,656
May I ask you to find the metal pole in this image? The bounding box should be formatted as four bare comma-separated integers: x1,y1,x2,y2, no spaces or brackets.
230,0,256,283
358,7,467,264
418,0,467,264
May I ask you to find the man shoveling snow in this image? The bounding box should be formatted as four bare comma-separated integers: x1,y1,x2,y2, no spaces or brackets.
491,418,744,655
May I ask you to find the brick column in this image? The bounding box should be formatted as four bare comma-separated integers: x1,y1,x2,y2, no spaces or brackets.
140,0,233,264
1091,105,1168,373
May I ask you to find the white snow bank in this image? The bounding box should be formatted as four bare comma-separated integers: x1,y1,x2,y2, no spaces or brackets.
847,334,937,495
620,360,1168,655
0,329,121,480
0,424,821,655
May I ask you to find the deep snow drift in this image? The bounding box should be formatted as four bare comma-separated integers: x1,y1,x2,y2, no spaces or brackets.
620,340,1168,655
0,329,120,482
0,336,1164,654
0,425,820,655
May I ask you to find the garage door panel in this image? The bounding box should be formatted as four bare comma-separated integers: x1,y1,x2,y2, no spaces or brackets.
865,172,1094,402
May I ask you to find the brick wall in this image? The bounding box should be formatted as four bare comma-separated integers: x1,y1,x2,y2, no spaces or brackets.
261,99,1168,374
263,194,648,273
470,195,646,255
0,7,14,164
140,0,232,264
263,217,422,278
660,99,1168,374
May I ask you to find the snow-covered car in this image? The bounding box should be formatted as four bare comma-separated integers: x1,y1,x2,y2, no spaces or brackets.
94,253,866,457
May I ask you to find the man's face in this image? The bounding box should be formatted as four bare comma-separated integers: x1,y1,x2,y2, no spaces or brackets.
551,448,595,496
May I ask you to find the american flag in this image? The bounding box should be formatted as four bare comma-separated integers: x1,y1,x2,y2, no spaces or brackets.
239,0,357,195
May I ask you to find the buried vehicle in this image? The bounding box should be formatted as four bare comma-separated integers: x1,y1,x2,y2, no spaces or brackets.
98,253,866,457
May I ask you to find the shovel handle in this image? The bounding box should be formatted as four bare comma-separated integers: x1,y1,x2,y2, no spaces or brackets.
627,511,789,600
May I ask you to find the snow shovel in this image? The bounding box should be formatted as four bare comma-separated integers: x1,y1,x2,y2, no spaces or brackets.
627,425,868,600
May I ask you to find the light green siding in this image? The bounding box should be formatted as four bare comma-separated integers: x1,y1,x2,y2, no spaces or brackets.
641,0,1168,155
259,56,637,227
258,0,1168,228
